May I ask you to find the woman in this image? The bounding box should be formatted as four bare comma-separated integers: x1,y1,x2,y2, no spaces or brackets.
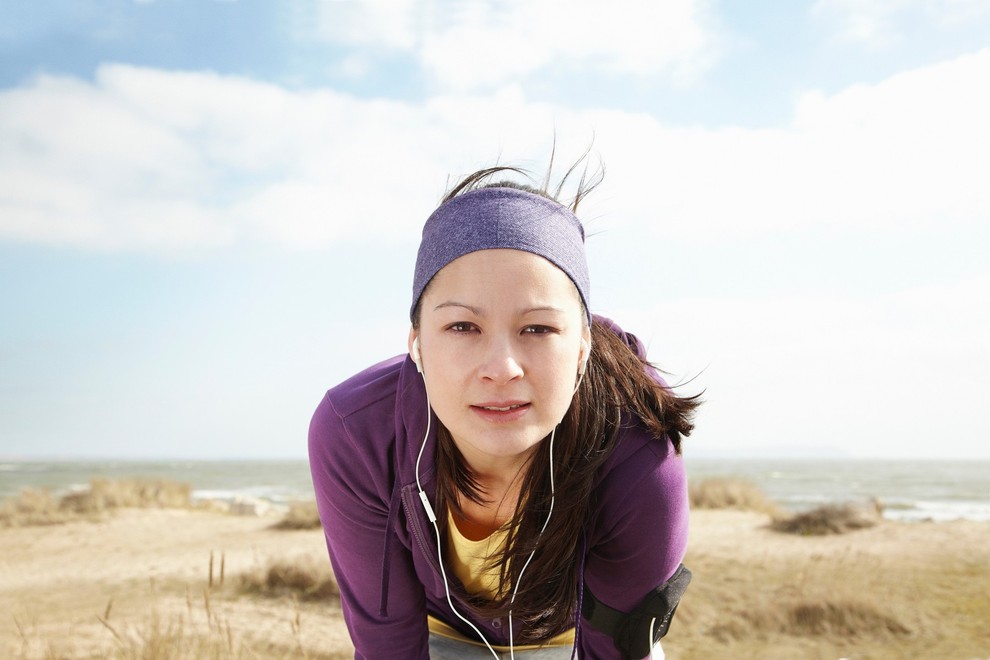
309,164,699,659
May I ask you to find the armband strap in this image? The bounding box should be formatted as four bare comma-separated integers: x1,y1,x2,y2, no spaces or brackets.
581,563,692,659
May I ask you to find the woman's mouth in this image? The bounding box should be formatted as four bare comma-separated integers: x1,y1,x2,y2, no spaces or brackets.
471,402,530,422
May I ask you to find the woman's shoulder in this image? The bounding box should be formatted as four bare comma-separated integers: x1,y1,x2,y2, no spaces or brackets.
598,421,682,491
310,355,416,494
322,354,409,419
587,423,689,552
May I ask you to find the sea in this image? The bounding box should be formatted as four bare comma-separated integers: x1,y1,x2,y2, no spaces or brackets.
1,458,988,523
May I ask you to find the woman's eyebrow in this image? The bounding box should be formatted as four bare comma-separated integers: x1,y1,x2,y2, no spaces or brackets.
522,306,566,315
433,302,566,315
433,301,483,315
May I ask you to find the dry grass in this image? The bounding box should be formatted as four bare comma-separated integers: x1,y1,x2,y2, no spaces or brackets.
786,601,910,637
0,487,70,527
239,555,339,601
771,502,881,536
689,477,780,514
61,478,192,513
272,501,322,530
92,588,342,660
9,548,346,659
705,595,911,644
664,509,990,659
98,607,241,660
4,484,987,659
0,478,192,528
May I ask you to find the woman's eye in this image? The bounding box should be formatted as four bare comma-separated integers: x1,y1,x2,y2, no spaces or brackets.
523,325,556,335
447,322,477,333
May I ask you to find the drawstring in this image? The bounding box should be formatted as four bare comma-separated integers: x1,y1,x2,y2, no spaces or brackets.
378,482,401,617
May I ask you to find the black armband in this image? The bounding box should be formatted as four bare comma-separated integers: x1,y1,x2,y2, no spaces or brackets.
581,564,692,659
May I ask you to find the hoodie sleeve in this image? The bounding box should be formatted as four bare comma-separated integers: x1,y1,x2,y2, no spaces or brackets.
309,391,430,659
579,432,690,659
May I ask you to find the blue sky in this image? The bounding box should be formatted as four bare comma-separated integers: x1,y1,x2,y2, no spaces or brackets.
2,0,989,460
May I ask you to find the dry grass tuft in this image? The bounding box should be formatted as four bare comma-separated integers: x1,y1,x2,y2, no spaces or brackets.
707,598,910,642
272,501,322,530
0,478,192,528
785,600,910,637
240,556,339,601
61,478,192,513
100,602,246,659
0,487,72,527
771,502,881,536
689,477,779,514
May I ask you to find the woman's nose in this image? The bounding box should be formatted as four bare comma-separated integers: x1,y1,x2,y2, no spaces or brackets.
478,340,524,384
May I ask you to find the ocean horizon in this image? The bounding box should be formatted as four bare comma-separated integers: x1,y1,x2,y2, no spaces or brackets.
2,457,988,523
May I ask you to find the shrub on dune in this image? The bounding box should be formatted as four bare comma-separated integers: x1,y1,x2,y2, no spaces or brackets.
239,556,339,601
272,501,322,530
0,487,71,527
771,502,882,536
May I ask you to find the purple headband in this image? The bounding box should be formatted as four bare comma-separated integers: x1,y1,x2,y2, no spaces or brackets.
411,186,591,323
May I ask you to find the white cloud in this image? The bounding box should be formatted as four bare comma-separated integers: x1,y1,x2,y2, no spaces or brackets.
309,0,719,89
0,67,589,251
581,48,990,240
0,66,456,250
1,48,988,250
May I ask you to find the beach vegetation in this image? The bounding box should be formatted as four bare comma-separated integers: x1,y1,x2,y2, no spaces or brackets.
93,593,349,659
705,597,911,643
61,477,192,513
771,502,882,536
238,555,339,601
0,478,192,528
272,500,322,530
0,486,69,527
689,477,779,514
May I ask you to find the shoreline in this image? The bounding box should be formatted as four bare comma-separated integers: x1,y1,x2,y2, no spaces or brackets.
3,458,990,524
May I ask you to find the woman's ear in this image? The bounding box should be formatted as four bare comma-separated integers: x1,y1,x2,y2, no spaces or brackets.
408,328,423,374
578,331,592,376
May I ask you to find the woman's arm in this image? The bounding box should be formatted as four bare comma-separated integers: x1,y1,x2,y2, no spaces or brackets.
580,434,690,659
309,392,430,659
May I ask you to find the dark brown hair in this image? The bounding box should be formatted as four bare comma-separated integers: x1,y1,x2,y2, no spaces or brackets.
414,163,700,641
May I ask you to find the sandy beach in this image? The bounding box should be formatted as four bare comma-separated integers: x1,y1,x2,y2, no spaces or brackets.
1,506,988,659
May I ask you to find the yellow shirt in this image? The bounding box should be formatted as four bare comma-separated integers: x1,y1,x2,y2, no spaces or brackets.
426,509,575,650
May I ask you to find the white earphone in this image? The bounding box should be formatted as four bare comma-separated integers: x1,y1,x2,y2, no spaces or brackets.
411,337,423,374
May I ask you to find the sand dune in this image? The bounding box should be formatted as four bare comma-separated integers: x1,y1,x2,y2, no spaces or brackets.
1,507,987,658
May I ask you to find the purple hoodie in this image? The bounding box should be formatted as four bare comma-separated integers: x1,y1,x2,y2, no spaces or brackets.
308,317,689,659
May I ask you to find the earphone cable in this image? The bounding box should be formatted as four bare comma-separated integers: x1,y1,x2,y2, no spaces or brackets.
415,383,500,660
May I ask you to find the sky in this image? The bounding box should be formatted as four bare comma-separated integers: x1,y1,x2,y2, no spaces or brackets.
1,0,988,461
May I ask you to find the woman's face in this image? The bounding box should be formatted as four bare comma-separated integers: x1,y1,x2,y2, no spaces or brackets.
410,248,590,475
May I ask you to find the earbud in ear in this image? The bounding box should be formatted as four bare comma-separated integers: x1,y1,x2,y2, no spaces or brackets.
411,337,423,374
578,339,591,376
